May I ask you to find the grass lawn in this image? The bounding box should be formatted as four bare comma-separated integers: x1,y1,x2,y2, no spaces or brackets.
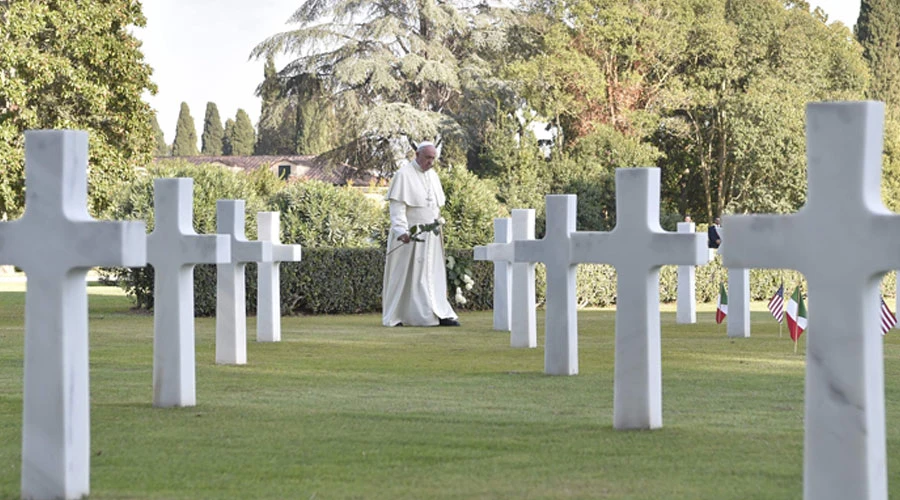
1,282,899,499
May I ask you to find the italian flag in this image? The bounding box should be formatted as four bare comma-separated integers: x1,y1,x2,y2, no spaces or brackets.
716,283,728,324
786,286,808,341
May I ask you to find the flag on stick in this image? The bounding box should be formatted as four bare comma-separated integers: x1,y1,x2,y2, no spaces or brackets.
786,286,807,342
881,297,896,335
768,284,784,323
716,282,728,324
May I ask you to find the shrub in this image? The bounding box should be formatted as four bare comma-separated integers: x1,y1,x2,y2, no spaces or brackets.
438,166,505,248
268,180,385,249
103,161,270,310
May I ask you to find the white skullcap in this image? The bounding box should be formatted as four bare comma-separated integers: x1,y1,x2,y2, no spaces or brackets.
416,141,436,152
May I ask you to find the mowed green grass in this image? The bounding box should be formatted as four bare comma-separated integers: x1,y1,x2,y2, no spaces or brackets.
2,283,900,499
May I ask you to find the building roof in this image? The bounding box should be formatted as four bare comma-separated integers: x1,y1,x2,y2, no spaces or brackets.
156,155,375,185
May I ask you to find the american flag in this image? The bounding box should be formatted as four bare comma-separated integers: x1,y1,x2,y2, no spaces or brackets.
881,297,897,335
767,284,784,323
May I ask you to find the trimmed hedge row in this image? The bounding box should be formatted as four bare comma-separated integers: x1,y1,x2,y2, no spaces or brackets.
118,247,897,317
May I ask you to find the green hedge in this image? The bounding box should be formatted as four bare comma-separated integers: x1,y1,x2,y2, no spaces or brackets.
117,248,897,317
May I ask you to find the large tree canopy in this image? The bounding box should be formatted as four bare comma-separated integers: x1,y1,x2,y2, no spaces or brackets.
0,0,157,218
252,0,512,176
506,0,868,220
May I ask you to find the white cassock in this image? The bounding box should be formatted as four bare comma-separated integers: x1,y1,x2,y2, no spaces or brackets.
382,160,458,326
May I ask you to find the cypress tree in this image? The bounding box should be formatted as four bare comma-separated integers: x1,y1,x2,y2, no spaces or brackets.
255,55,291,155
223,118,236,155
201,102,225,155
172,102,199,156
151,113,168,156
857,0,900,114
232,109,257,156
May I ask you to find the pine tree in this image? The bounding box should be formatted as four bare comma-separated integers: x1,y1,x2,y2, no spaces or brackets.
151,113,168,156
223,118,236,155
201,102,224,155
231,109,256,156
172,102,199,156
857,0,900,113
251,0,508,175
255,55,293,155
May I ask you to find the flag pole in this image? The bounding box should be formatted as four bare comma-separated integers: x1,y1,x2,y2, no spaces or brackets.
778,271,783,338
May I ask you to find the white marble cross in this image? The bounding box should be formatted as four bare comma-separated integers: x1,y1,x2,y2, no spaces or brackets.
475,210,537,347
676,221,697,323
256,211,302,342
474,218,512,331
0,131,146,499
147,178,230,407
216,200,273,364
722,102,900,500
726,267,750,338
570,168,707,429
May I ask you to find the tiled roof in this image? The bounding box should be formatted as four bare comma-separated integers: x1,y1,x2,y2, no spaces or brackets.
155,155,375,185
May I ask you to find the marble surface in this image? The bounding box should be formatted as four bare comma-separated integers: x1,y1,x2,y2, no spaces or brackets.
256,212,302,342
514,197,578,372
721,102,895,500
726,268,750,338
569,168,708,429
147,178,230,407
0,131,146,499
509,210,537,348
676,222,697,324
215,200,273,365
475,218,513,332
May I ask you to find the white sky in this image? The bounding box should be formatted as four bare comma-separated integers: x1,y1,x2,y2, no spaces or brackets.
136,0,862,144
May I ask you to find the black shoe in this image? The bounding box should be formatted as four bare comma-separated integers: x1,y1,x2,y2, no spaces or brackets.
439,318,461,327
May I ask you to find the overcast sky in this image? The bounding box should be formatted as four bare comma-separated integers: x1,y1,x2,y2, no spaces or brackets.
135,0,863,143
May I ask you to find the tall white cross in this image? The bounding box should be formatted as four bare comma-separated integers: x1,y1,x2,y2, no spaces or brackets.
147,178,230,407
0,131,146,499
721,102,900,500
216,200,273,365
569,168,708,429
675,221,697,324
483,218,512,331
256,211,302,342
475,210,537,347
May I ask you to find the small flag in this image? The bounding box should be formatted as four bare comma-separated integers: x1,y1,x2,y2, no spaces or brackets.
881,297,896,335
768,284,784,323
786,286,807,341
716,282,728,324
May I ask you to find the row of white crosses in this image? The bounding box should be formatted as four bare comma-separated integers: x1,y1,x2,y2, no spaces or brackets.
0,131,302,499
479,102,895,500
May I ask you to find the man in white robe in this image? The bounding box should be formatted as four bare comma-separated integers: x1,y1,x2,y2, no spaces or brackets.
382,142,460,327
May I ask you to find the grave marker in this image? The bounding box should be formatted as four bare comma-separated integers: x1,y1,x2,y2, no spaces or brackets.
147,178,230,407
216,200,273,364
256,211,301,342
721,102,897,500
0,131,146,499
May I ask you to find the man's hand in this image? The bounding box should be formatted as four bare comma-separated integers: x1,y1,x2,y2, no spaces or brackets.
398,233,411,244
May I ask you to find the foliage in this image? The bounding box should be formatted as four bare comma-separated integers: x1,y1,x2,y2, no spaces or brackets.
252,0,515,176
229,109,256,156
0,0,156,218
222,118,235,155
151,113,168,156
200,102,224,155
857,0,900,212
438,166,506,249
857,0,900,113
255,56,339,156
102,161,270,310
172,102,199,156
267,180,386,249
655,0,868,219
